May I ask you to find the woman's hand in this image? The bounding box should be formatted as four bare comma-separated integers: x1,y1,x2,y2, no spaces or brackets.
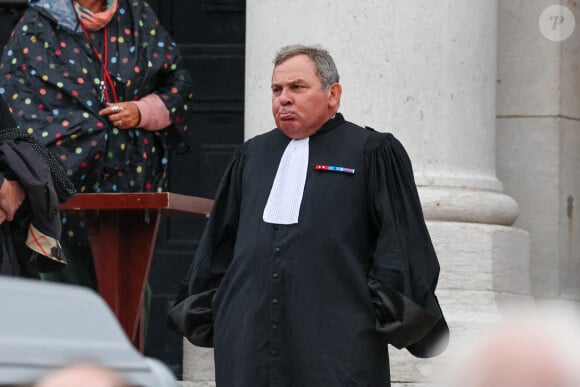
0,178,25,223
99,102,142,129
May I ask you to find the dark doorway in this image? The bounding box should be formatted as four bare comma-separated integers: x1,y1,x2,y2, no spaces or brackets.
0,0,245,378
144,0,245,377
0,1,26,48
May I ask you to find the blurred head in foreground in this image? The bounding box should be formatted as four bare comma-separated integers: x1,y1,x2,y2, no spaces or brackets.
451,307,580,387
34,363,129,387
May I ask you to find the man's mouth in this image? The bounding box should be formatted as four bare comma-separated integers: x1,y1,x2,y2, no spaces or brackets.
279,112,294,120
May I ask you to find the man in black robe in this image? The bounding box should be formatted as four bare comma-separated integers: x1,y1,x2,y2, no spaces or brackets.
170,44,448,387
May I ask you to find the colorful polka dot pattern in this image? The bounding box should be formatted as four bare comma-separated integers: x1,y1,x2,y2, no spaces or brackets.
0,0,194,199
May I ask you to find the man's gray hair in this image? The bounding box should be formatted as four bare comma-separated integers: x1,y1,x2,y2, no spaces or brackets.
274,44,340,91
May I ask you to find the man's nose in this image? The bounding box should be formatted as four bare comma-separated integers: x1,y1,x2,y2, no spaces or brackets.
277,88,292,104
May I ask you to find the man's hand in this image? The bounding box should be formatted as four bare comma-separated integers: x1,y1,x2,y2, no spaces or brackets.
0,178,25,223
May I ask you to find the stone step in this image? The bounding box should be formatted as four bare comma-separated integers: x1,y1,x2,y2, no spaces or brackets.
177,382,215,387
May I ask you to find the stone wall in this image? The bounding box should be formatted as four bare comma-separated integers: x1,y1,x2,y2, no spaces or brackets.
496,0,580,300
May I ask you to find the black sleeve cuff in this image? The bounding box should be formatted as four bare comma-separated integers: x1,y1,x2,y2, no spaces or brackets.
369,279,448,357
167,287,217,348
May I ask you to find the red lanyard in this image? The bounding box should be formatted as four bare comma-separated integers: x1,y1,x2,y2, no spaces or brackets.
79,23,118,104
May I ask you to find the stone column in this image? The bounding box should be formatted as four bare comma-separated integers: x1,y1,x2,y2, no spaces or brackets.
497,0,580,301
183,1,532,386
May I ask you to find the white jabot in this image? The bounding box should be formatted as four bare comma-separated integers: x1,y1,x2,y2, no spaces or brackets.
263,137,310,224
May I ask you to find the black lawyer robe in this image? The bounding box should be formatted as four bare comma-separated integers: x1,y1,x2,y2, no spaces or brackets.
170,114,448,387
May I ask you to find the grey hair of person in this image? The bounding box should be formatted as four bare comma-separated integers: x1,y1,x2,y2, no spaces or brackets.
274,44,340,91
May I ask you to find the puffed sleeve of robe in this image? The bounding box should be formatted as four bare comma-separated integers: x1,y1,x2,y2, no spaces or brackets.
365,130,449,358
167,146,245,347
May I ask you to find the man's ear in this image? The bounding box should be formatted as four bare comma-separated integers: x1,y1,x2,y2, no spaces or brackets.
328,83,342,108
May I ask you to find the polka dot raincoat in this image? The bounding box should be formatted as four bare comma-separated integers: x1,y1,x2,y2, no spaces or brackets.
0,0,194,196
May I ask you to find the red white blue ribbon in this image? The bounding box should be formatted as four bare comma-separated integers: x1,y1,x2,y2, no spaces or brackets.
314,165,355,174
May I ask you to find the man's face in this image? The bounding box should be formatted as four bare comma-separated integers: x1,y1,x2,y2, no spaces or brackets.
271,54,340,139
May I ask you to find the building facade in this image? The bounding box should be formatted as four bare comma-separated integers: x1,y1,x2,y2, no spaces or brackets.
2,0,579,385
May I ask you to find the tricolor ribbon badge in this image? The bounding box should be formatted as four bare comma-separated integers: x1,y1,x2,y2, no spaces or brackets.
314,164,356,174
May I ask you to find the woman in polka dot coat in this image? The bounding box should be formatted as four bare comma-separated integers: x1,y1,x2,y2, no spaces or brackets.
0,0,194,286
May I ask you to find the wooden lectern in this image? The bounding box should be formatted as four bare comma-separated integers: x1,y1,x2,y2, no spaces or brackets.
60,192,213,351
